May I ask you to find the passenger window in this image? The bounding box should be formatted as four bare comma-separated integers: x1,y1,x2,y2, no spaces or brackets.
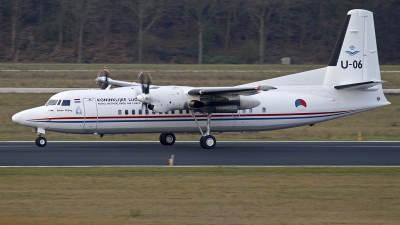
125,110,128,115
179,110,183,114
242,109,246,113
249,109,253,113
145,109,149,115
139,109,142,115
152,111,156,114
159,112,162,114
186,110,189,114
132,110,135,115
171,110,175,114
262,107,266,113
165,111,168,114
118,110,122,115
61,100,70,106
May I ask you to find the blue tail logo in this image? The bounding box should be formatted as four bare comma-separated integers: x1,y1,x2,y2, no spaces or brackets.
345,46,359,56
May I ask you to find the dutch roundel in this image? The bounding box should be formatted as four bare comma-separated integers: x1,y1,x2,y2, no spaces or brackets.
295,99,307,111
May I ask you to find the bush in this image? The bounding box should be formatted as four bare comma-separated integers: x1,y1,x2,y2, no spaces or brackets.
184,41,198,59
241,41,258,64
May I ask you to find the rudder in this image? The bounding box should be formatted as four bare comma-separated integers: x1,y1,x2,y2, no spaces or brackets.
324,9,381,86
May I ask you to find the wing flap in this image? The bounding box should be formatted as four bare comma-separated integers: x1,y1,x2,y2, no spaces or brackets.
188,85,276,96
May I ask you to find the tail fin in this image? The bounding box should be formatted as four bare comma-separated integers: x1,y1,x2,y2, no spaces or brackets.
323,9,382,87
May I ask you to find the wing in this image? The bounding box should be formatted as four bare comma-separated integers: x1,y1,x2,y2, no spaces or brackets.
187,85,276,96
95,76,142,87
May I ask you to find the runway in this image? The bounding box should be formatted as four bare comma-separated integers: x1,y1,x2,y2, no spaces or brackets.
0,141,399,167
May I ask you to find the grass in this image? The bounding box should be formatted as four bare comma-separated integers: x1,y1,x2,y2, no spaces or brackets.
1,63,399,88
0,167,399,225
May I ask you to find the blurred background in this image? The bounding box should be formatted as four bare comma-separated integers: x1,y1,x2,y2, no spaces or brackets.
0,0,399,65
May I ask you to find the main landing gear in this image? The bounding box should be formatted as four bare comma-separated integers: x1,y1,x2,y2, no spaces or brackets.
191,111,216,149
158,112,216,149
159,133,176,145
35,135,47,147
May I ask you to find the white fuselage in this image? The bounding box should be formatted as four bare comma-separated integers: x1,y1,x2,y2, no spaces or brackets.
11,85,389,135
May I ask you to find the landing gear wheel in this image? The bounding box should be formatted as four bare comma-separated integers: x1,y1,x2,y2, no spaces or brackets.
159,133,175,146
35,137,47,147
200,135,216,149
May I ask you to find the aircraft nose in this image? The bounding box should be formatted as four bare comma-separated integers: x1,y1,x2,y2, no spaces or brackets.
12,112,24,124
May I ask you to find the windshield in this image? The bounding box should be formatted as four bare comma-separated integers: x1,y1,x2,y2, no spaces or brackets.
46,99,58,106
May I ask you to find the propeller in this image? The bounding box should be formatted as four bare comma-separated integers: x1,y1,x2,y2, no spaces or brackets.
96,67,110,89
137,70,153,110
138,70,152,94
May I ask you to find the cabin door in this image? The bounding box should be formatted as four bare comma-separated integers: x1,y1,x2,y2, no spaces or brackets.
83,98,98,130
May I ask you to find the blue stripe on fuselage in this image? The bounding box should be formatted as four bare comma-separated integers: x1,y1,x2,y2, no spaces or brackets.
29,111,350,123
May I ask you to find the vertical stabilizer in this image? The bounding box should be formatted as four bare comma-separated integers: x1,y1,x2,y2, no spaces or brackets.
324,9,380,85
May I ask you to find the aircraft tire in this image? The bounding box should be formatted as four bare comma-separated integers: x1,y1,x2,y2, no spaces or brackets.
159,134,165,145
35,137,47,147
200,135,216,149
159,133,175,146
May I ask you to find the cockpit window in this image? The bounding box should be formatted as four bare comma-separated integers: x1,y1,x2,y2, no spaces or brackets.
61,100,71,106
57,100,62,105
46,99,58,106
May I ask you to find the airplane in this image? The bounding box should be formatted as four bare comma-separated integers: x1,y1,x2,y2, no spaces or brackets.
12,9,390,148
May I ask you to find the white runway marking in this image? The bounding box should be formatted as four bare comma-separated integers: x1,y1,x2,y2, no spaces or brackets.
4,141,400,143
0,165,399,168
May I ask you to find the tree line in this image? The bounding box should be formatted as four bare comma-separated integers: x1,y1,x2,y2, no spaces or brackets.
0,0,399,64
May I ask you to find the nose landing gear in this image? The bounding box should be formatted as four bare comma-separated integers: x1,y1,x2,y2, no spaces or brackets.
35,136,47,147
34,127,47,147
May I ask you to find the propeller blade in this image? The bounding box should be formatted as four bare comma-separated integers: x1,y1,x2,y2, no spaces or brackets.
101,67,110,89
138,70,145,93
104,67,109,82
138,70,152,94
96,72,102,88
145,72,152,94
100,83,107,89
137,69,152,110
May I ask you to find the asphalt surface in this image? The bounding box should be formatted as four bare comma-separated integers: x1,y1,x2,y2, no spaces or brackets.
0,141,399,166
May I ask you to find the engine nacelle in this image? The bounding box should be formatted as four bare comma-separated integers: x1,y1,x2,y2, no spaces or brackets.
137,87,200,113
197,96,260,113
137,87,261,113
150,87,185,112
237,96,261,110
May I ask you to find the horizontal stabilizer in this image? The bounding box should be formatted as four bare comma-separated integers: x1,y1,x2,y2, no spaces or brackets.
334,80,385,90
